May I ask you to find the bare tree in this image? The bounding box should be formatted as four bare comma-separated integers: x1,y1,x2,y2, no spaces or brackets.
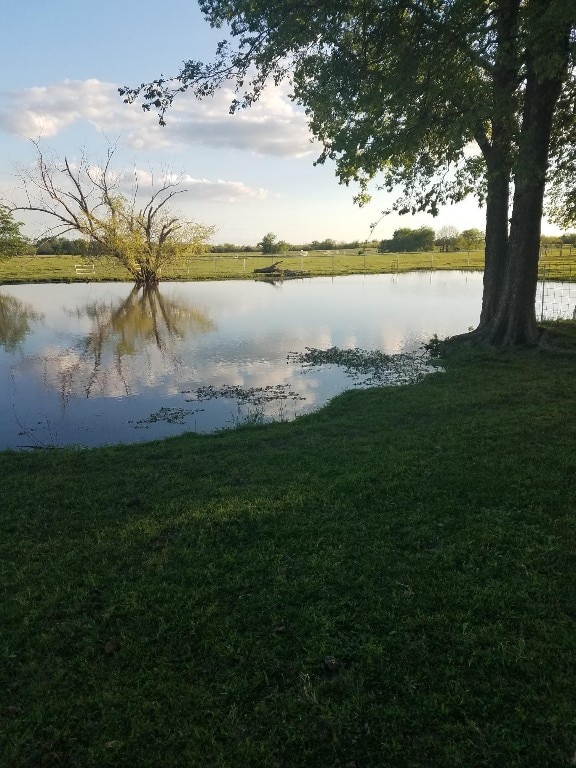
12,144,215,286
436,226,460,253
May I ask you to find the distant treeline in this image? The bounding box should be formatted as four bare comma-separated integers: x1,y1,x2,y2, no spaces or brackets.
209,238,368,253
36,238,110,256
33,232,576,256
35,236,373,256
377,227,576,254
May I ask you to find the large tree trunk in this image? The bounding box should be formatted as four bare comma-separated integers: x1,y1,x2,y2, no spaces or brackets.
476,3,572,347
470,0,518,337
478,159,511,331
135,265,160,287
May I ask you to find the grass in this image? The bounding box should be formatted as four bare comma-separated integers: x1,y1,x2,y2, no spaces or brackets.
0,249,487,284
2,322,576,766
2,248,575,284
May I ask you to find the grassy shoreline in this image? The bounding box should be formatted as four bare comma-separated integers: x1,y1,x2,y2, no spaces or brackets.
2,324,576,766
1,248,575,284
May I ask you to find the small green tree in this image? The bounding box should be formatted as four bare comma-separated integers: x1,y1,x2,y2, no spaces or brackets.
258,233,280,254
0,206,29,259
385,226,435,252
411,227,435,252
377,239,390,253
390,228,417,252
458,228,485,253
13,145,214,286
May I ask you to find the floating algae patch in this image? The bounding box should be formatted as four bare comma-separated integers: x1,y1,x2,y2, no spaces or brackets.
185,383,306,406
182,384,307,428
287,346,440,387
132,406,203,428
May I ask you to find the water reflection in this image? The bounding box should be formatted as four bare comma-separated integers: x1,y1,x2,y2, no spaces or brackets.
72,285,215,357
45,285,215,405
1,274,489,449
0,293,43,351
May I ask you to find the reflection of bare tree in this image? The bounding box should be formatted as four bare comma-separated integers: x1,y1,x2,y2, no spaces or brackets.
0,293,43,351
78,285,215,356
46,285,215,406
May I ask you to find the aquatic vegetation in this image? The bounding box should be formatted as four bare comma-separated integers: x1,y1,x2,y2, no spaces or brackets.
288,345,440,386
133,406,202,427
184,383,306,406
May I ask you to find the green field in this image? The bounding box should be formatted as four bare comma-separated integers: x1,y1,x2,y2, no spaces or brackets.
2,247,575,285
2,324,576,766
1,249,486,283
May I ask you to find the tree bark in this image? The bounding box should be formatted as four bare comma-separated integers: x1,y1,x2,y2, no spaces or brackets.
479,7,572,346
471,0,519,337
478,157,511,331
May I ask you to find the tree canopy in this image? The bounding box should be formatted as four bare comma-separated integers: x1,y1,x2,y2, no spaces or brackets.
258,232,290,254
459,228,485,253
0,206,29,259
122,0,575,345
258,232,280,254
379,226,435,253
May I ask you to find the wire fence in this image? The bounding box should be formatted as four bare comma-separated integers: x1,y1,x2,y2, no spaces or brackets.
537,265,576,321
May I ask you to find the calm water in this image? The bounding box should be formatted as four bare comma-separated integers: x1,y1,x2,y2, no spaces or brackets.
1,272,486,449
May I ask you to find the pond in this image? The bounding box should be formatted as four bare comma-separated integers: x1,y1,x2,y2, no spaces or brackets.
0,271,570,450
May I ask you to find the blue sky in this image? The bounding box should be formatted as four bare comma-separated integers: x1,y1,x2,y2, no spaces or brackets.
0,0,559,246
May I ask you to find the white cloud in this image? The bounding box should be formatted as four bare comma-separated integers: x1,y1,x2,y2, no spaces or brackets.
167,85,317,158
180,177,269,203
114,168,269,203
0,79,123,138
0,78,317,158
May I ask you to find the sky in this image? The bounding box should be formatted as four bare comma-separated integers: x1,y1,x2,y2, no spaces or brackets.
0,0,560,246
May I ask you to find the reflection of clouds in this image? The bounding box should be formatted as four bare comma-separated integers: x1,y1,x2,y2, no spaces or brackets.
1,275,484,448
340,333,359,349
373,326,411,355
25,344,167,400
20,286,216,405
187,358,326,409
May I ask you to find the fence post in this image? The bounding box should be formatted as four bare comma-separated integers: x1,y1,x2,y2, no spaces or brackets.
540,266,546,321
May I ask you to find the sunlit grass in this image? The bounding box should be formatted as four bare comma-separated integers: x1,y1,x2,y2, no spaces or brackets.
2,248,575,284
0,249,483,283
3,247,576,284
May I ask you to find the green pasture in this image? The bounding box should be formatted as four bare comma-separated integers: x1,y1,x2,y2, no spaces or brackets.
2,323,576,766
2,247,576,284
1,249,484,284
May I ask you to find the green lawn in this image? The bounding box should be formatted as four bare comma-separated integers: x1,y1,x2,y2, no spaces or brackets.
2,248,575,284
0,249,483,284
2,323,576,766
